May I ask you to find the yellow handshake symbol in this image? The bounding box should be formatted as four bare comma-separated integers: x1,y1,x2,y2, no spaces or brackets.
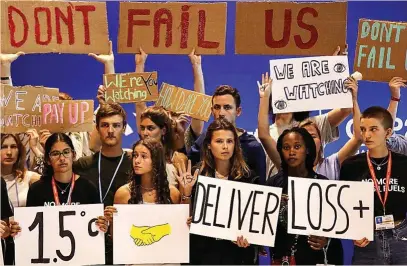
130,223,171,246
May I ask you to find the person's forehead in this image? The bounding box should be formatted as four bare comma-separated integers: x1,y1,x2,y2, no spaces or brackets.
212,130,234,138
99,115,123,123
51,141,70,150
360,117,383,127
213,94,236,105
140,118,157,126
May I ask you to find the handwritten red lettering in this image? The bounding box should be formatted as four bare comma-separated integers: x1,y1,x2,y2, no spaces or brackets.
74,5,96,45
55,6,74,45
34,7,52,45
127,9,151,47
8,6,28,48
265,9,291,48
153,8,172,47
294,7,318,49
197,10,219,49
180,5,190,49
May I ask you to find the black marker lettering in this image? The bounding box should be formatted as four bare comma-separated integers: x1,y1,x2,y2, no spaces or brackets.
237,190,254,230
291,180,307,230
307,183,322,230
213,186,225,228
191,182,206,224
227,189,236,229
262,192,280,235
336,184,350,234
323,184,337,232
202,184,216,226
249,190,263,233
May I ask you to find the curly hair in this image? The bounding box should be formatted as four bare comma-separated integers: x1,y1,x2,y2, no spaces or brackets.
200,118,250,180
128,139,172,204
1,134,26,181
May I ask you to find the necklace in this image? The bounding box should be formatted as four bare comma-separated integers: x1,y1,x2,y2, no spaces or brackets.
215,171,228,180
370,156,389,170
141,185,154,196
55,182,71,195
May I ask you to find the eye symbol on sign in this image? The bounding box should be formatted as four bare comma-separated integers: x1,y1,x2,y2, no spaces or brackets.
274,100,287,110
333,63,346,73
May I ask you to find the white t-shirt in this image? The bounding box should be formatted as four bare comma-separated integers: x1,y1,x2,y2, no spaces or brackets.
4,170,38,208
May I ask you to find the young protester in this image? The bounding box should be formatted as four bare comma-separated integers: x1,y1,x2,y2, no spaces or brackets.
267,127,343,265
1,133,40,208
184,119,257,265
258,73,363,180
340,106,407,264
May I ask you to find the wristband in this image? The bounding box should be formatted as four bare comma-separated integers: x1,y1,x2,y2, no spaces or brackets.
181,193,192,201
1,77,10,80
391,96,400,102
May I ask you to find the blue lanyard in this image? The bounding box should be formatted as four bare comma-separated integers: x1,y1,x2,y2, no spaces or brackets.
98,151,125,203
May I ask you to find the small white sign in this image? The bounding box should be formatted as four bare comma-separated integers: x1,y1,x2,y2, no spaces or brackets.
270,56,353,113
113,204,190,265
288,177,374,241
190,175,282,247
14,204,105,265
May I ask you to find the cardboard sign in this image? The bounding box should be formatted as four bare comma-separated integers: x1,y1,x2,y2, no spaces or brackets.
103,72,158,103
113,204,189,264
155,83,212,121
288,177,374,241
41,100,94,132
1,1,109,54
0,85,59,133
14,204,105,265
190,176,282,247
269,55,353,113
354,19,407,82
118,2,226,54
235,2,347,55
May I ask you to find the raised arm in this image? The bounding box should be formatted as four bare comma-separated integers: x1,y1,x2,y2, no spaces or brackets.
88,40,115,74
188,48,205,136
337,78,363,165
257,72,281,171
135,47,148,134
0,52,25,85
387,77,405,125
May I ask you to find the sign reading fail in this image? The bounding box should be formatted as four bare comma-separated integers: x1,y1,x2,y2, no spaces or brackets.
190,176,282,247
103,72,158,103
354,19,407,82
155,83,212,121
42,100,94,133
288,177,374,241
1,1,109,54
235,2,347,55
0,85,59,133
118,2,226,54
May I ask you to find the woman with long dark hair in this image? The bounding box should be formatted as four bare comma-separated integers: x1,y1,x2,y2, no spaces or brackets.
267,127,343,265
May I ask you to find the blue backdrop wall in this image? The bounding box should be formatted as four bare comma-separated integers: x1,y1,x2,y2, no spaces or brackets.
10,1,407,152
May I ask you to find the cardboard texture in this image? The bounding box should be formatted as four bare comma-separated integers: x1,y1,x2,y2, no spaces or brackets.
41,100,94,132
354,19,407,82
1,1,109,54
0,85,59,133
103,72,159,103
155,83,212,121
118,2,226,54
235,2,347,55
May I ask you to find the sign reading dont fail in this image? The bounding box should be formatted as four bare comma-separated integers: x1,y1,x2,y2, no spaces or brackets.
288,177,374,241
269,56,353,114
190,176,282,247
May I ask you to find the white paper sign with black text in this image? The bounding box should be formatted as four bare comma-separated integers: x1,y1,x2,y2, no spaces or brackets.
270,56,353,113
190,175,282,247
288,177,374,241
14,204,105,265
113,204,189,264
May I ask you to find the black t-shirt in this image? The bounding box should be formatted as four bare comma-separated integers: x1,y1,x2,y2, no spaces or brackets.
267,171,343,265
26,177,99,207
340,151,407,220
1,178,13,219
73,152,131,206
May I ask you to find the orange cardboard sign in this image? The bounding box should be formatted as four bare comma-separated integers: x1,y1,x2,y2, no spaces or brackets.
354,19,407,82
235,2,347,55
0,85,59,133
155,83,212,121
41,100,94,132
103,72,158,103
118,2,226,55
1,1,109,54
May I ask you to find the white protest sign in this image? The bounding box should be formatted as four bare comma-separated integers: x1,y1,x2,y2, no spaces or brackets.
269,56,353,113
288,177,374,241
113,204,189,264
190,175,282,247
14,204,105,265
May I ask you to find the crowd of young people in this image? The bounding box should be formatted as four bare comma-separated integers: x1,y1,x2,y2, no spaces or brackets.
1,43,407,266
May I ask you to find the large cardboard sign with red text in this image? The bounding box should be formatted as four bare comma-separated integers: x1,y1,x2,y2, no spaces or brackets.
235,2,347,55
354,19,407,82
1,1,109,54
118,2,226,54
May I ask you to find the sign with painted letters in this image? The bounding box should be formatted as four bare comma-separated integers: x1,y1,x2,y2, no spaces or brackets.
0,85,59,133
14,204,105,266
113,204,189,264
155,83,212,121
288,177,374,241
103,72,158,103
235,2,347,55
269,55,353,114
190,176,282,247
354,19,407,82
118,2,227,54
0,1,109,54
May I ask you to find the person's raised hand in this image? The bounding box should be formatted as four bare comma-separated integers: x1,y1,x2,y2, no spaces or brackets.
0,52,25,65
88,40,114,64
39,129,52,149
389,77,406,99
174,160,199,196
188,48,201,66
97,85,107,105
332,44,348,56
257,72,272,98
345,77,359,100
26,128,40,150
135,47,148,66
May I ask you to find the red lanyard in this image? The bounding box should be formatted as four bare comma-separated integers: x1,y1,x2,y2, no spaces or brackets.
366,151,392,215
51,174,76,205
